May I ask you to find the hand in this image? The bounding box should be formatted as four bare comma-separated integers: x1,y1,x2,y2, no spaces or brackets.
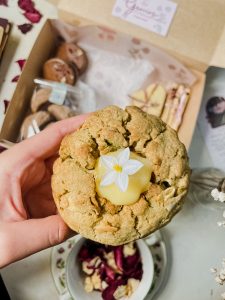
0,115,87,268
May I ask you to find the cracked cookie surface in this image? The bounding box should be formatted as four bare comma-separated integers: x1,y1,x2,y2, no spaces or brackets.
52,106,190,245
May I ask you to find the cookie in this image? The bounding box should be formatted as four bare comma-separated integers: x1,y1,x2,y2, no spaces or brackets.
52,106,190,245
56,42,88,75
47,104,75,121
31,88,51,113
43,58,76,85
20,111,52,139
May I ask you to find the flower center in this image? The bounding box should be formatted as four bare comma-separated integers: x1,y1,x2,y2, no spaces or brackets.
113,164,122,173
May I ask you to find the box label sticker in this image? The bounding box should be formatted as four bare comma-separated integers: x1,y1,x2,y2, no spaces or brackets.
112,0,177,36
49,83,67,105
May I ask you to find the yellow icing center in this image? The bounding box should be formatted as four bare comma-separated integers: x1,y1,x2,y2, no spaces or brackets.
113,164,122,173
95,150,152,205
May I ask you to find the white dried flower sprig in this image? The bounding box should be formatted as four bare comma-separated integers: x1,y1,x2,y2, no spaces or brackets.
100,147,143,192
211,188,225,203
211,188,225,228
211,259,225,286
211,184,225,299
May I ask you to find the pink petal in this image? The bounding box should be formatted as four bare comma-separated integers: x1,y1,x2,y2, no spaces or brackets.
12,75,20,82
23,11,42,23
0,0,8,6
18,0,34,11
3,99,10,114
18,23,33,34
16,59,26,70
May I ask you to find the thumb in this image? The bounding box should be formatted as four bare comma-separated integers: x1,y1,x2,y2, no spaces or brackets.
0,215,75,267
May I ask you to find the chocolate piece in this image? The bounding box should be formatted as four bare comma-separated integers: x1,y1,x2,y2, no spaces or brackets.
30,88,51,112
56,42,88,75
43,58,76,85
48,104,76,120
20,111,52,140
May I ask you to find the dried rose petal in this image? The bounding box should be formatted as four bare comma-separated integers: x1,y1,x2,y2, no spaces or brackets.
16,59,26,71
79,240,143,298
0,0,8,6
23,11,42,23
12,75,20,82
3,99,10,114
0,145,7,153
102,278,127,300
18,0,34,11
18,23,33,34
78,245,91,261
104,264,115,281
114,246,123,271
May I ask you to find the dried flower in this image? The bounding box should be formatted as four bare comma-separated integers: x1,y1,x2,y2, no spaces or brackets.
18,23,33,34
211,181,225,297
23,11,42,23
11,75,20,82
16,59,26,70
3,99,10,114
0,0,8,6
18,0,42,24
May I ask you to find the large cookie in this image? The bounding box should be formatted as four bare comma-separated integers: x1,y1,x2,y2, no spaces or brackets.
52,106,190,245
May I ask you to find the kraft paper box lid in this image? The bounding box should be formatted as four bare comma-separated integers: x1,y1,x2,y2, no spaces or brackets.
57,0,225,73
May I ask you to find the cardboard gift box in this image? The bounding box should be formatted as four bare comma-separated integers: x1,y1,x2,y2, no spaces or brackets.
2,0,225,149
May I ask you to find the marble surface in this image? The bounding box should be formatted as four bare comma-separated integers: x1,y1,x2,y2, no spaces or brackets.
1,1,225,299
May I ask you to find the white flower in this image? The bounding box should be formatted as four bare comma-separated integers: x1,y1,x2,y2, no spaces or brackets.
211,188,225,202
100,147,143,192
217,221,225,227
211,188,220,201
219,192,225,203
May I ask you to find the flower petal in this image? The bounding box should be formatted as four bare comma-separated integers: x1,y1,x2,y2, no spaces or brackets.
3,100,10,114
23,11,42,24
100,171,117,187
18,23,33,34
11,75,20,82
0,0,8,6
118,147,130,166
101,155,117,170
16,59,26,70
123,159,143,175
116,172,128,192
